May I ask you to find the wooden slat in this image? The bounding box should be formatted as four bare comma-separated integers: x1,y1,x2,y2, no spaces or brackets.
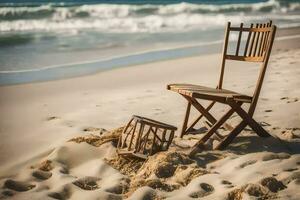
262,21,272,55
249,24,259,57
244,23,253,57
135,123,144,151
258,23,267,56
169,83,252,103
142,126,151,153
128,120,138,150
150,127,158,155
253,24,262,56
229,27,273,32
235,23,243,56
118,118,134,148
134,115,177,130
225,55,264,62
122,123,135,148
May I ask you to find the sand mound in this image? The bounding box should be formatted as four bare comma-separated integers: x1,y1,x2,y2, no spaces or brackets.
69,126,124,147
38,159,54,171
106,150,209,197
137,151,195,179
105,155,144,176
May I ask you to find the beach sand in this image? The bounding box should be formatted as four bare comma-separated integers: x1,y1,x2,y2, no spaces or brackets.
0,28,300,199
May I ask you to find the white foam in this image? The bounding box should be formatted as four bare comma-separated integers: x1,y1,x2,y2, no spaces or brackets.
0,0,299,33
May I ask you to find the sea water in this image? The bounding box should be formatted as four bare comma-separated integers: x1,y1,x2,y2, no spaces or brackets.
0,0,299,84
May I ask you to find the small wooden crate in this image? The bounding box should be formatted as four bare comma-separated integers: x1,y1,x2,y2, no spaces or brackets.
117,115,177,159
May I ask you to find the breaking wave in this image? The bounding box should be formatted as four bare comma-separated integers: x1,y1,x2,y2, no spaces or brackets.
0,0,299,33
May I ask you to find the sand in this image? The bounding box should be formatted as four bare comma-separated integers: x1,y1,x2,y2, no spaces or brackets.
0,28,300,199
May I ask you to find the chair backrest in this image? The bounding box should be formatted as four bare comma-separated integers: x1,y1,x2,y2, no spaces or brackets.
218,21,277,115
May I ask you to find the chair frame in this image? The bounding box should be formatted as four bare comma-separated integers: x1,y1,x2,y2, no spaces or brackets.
167,21,277,153
117,115,177,159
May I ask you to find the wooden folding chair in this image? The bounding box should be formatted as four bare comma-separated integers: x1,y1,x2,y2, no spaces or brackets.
167,21,277,154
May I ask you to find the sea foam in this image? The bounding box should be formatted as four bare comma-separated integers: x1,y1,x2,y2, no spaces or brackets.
0,0,299,33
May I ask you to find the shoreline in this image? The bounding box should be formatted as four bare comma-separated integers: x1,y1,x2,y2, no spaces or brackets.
1,26,300,86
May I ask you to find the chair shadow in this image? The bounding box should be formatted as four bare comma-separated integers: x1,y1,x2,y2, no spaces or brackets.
225,134,300,155
193,134,300,168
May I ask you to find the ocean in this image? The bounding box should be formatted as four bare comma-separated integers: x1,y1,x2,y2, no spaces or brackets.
0,0,299,84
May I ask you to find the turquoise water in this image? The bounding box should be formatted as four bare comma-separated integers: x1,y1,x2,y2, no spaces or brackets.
0,0,299,84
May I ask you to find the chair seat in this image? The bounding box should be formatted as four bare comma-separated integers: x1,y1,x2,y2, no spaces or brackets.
167,83,252,103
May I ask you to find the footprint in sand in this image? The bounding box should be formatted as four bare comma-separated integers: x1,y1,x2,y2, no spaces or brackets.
105,184,128,195
62,120,76,128
32,170,52,180
4,179,35,192
264,109,272,113
287,98,299,103
59,166,69,174
82,127,105,133
239,160,257,169
189,183,214,198
221,180,234,188
1,190,15,197
283,168,298,172
260,122,271,127
46,116,60,121
282,171,300,185
243,183,272,198
281,97,299,103
262,153,290,161
73,176,101,190
260,177,286,193
48,184,72,200
262,153,291,161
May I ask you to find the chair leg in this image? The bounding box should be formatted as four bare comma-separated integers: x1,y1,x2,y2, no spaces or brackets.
180,96,217,137
200,104,241,144
180,102,191,138
189,105,239,156
186,101,215,133
188,97,217,124
228,100,271,137
215,121,247,150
